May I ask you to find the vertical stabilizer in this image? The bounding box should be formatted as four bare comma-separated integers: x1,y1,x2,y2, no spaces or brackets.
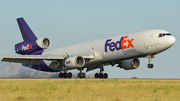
15,18,42,55
17,18,37,42
15,17,51,55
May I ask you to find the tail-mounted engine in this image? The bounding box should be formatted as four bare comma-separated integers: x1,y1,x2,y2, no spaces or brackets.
36,38,51,49
118,58,140,70
15,37,51,55
65,56,85,68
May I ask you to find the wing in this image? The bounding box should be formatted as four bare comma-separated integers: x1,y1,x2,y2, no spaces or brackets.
0,54,95,65
0,55,64,65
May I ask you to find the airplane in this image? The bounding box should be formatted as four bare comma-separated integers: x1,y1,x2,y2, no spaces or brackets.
0,17,176,78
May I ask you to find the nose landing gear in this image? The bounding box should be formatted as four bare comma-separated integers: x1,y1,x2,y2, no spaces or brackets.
147,55,154,68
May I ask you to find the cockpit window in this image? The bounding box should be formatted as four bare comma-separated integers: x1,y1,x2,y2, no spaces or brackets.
159,34,162,37
166,33,171,36
158,33,171,38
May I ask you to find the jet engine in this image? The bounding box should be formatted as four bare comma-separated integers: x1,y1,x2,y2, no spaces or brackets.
36,37,51,49
118,58,140,70
15,37,51,55
65,56,85,68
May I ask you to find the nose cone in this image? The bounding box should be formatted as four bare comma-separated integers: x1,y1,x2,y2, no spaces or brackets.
169,36,176,46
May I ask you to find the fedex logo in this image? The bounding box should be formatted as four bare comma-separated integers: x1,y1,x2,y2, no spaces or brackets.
105,36,134,52
66,60,72,64
22,44,33,51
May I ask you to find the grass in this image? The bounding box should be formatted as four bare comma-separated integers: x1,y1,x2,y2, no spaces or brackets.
0,79,180,101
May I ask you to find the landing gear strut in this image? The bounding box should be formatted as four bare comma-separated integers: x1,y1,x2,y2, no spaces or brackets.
77,68,86,78
94,65,108,79
59,72,72,78
147,55,154,68
78,72,86,78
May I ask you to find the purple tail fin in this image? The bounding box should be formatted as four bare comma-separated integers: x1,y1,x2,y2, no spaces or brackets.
15,18,44,55
17,18,37,42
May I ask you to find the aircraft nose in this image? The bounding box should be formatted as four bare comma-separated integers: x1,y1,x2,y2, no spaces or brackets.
169,36,176,46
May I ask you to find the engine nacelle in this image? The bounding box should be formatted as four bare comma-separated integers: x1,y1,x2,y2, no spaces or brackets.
119,58,140,70
36,38,51,49
65,56,85,68
15,37,51,55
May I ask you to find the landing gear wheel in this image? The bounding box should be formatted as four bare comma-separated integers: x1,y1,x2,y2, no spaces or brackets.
95,73,99,78
94,73,108,79
59,73,63,78
82,73,86,78
151,64,154,68
68,72,72,78
148,64,154,68
104,73,108,79
78,73,86,78
78,73,80,78
99,73,104,78
94,65,108,79
59,72,72,78
64,73,68,78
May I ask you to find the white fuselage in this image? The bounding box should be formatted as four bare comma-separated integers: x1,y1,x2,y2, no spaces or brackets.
42,29,175,68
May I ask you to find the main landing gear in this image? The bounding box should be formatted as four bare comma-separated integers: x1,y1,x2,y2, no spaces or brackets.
77,68,86,78
147,55,154,68
58,66,109,79
78,72,86,78
59,72,72,78
95,73,108,78
94,65,108,79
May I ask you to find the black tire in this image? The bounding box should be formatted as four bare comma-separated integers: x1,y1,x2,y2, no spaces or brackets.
95,73,99,78
68,72,72,78
151,64,154,68
78,73,83,78
59,73,63,78
148,64,151,68
82,73,86,78
148,64,154,68
104,73,108,79
64,73,68,78
78,73,81,78
99,73,104,78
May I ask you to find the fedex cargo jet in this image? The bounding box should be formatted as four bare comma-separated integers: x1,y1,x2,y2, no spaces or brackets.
0,18,176,78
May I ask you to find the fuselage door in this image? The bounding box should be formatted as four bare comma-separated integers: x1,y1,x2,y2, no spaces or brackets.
145,33,157,53
149,34,154,43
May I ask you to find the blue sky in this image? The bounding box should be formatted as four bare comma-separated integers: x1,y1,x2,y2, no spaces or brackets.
0,1,179,78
